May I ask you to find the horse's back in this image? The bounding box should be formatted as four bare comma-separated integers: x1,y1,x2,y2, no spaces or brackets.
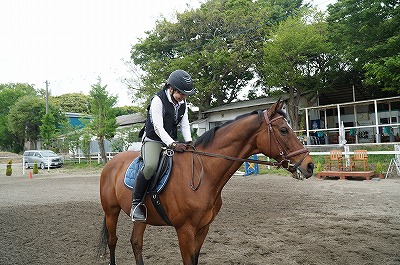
100,151,140,213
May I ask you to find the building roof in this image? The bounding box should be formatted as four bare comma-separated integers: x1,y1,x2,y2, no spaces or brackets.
116,113,146,126
202,97,282,114
319,84,398,105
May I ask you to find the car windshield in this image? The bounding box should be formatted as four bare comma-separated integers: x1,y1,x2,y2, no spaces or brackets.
40,151,57,157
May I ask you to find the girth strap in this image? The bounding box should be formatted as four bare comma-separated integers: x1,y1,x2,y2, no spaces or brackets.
149,191,173,226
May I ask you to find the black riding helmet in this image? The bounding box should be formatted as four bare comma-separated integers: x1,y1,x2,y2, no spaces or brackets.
167,70,195,96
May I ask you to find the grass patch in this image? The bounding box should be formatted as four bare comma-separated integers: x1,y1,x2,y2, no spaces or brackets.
62,159,104,170
311,154,392,173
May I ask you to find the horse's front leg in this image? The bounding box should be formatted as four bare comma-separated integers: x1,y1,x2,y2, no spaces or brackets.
176,224,210,265
130,222,147,265
194,224,210,259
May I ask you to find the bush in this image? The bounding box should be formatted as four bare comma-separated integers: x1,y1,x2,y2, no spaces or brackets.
375,161,383,174
6,160,12,176
315,161,323,174
33,161,39,174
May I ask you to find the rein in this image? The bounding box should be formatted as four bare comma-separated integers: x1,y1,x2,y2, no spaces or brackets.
183,147,285,191
181,108,310,190
184,148,284,167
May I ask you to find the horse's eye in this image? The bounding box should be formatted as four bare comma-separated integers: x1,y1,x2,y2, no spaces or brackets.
280,127,289,134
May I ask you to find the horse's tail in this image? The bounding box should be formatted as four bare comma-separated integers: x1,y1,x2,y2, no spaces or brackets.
97,215,108,259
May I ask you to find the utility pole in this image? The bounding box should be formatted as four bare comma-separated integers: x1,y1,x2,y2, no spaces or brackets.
45,80,49,114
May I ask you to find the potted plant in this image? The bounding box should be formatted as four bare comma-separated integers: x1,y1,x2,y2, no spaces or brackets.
33,161,39,174
375,162,384,179
315,161,322,174
6,159,12,176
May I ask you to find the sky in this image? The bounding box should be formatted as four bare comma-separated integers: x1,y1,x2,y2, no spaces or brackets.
0,0,335,107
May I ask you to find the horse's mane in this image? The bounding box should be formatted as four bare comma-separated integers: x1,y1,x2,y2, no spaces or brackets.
277,109,287,119
195,109,265,148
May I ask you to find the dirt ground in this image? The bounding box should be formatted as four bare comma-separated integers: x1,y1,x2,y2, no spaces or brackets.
1,166,400,265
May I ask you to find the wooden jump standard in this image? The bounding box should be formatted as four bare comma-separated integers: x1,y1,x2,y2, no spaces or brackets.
316,170,376,180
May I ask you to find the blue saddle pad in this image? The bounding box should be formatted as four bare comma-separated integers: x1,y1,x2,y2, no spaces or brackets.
124,156,172,193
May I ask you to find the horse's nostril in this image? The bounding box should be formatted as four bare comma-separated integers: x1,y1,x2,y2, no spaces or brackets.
308,163,314,173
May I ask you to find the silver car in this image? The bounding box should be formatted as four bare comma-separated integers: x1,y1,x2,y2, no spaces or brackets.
23,150,63,169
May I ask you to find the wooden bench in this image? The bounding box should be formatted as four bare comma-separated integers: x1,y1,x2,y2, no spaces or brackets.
350,150,369,171
325,150,343,171
316,170,376,180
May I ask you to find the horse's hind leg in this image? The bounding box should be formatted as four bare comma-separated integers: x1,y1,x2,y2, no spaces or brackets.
105,208,121,265
130,222,147,265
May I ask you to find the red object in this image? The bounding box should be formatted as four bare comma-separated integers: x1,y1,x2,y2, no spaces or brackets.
28,171,33,179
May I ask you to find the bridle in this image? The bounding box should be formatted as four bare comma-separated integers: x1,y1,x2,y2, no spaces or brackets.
180,108,310,189
262,110,309,172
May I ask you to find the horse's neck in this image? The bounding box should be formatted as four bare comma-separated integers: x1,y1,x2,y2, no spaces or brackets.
200,115,261,186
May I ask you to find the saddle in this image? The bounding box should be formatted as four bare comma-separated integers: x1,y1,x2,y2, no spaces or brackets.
124,149,173,225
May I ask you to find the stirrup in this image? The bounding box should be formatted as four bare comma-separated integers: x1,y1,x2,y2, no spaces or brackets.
130,203,147,222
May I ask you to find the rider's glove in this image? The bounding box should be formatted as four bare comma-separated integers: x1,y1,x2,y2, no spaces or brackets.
169,142,187,152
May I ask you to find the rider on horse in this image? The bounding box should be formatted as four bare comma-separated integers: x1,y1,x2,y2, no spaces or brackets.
130,70,195,222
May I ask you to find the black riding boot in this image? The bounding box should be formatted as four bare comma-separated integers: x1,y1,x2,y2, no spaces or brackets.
130,171,151,222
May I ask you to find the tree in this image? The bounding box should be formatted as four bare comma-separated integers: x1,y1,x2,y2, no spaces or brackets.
40,113,57,149
327,0,400,92
259,9,334,130
58,119,83,156
130,0,303,116
88,79,118,164
111,125,142,152
80,128,91,161
0,83,37,152
113,105,144,117
51,93,91,114
7,96,66,152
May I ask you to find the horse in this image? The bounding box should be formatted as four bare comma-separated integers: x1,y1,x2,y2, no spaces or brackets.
98,99,314,265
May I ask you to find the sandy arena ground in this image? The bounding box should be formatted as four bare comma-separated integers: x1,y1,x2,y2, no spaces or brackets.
1,165,400,265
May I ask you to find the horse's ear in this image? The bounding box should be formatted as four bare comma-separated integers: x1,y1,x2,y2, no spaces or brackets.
268,97,283,116
276,97,284,110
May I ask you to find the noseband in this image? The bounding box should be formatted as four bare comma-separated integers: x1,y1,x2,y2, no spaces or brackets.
263,110,309,172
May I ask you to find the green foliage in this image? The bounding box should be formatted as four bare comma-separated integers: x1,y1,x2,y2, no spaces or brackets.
7,96,46,150
259,166,291,176
1,1,399,155
33,161,39,174
58,119,82,155
375,161,383,174
113,106,144,116
327,0,400,93
80,130,92,159
62,159,104,169
261,9,334,130
88,78,118,164
6,160,12,176
315,161,323,174
130,0,303,112
0,83,37,152
40,112,57,149
111,125,142,152
364,54,400,92
51,93,91,114
7,96,66,152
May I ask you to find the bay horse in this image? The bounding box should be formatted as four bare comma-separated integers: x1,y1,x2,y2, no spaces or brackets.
99,99,314,265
